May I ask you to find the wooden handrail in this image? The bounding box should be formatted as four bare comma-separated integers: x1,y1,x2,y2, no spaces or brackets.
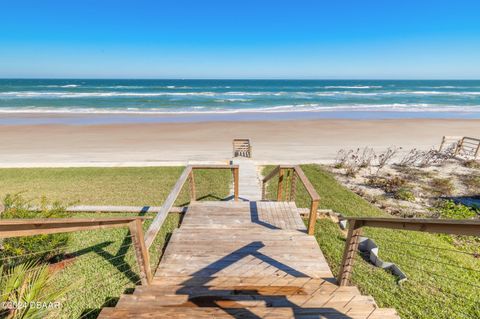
144,166,192,249
144,164,239,249
262,165,281,183
0,217,152,285
0,217,150,237
337,217,480,286
262,165,320,235
292,166,320,202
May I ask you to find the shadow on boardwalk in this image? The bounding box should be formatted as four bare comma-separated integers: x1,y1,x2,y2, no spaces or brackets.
175,242,353,319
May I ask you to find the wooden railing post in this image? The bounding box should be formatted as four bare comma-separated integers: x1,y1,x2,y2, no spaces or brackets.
337,220,363,286
307,200,319,235
454,138,464,156
129,219,152,285
438,136,446,152
277,168,285,201
189,170,196,202
290,170,297,202
233,166,239,201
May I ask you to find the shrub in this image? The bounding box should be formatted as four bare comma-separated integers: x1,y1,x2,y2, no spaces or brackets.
334,149,352,169
0,194,70,265
459,174,480,194
394,187,416,202
359,147,376,168
0,260,70,318
436,200,478,219
464,160,480,169
344,149,362,177
376,146,400,173
397,148,423,167
429,178,455,196
367,175,407,193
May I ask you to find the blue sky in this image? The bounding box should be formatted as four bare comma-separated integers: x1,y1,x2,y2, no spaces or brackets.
0,0,479,79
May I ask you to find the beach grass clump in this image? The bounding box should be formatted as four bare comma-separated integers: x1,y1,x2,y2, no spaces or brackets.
263,164,480,319
393,187,416,202
396,166,435,180
459,174,480,194
367,175,407,193
429,177,455,196
463,160,480,169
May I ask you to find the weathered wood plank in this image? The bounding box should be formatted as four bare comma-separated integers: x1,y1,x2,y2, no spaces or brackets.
144,166,192,249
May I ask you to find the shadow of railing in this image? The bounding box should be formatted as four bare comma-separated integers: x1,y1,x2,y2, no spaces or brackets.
173,242,353,319
249,201,280,230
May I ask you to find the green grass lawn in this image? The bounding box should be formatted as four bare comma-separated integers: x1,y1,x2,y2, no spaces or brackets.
0,166,232,318
0,166,232,206
264,164,480,319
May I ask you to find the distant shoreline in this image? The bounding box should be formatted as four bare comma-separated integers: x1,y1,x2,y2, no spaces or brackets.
1,110,480,126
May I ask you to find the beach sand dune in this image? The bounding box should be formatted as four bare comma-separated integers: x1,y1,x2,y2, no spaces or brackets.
0,119,479,167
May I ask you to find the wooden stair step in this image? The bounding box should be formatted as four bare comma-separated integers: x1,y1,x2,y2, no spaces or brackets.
115,294,268,308
131,284,361,300
98,305,395,319
150,276,330,287
98,306,400,319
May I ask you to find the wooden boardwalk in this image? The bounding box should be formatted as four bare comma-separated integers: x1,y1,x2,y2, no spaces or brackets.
231,158,262,201
100,201,399,318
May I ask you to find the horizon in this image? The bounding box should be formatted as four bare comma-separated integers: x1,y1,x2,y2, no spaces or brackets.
2,78,480,81
1,0,480,78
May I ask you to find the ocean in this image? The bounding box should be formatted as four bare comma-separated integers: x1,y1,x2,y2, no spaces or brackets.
1,79,480,117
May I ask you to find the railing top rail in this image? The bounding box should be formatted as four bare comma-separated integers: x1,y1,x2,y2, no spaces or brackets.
262,165,320,202
342,216,480,236
342,216,480,225
262,165,281,183
0,216,149,239
144,166,192,248
191,164,239,169
0,216,149,225
463,136,480,142
292,165,320,202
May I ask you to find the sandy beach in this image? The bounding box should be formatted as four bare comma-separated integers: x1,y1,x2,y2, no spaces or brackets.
0,118,479,167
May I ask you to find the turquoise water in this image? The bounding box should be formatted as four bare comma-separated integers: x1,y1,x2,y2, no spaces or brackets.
1,79,480,116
